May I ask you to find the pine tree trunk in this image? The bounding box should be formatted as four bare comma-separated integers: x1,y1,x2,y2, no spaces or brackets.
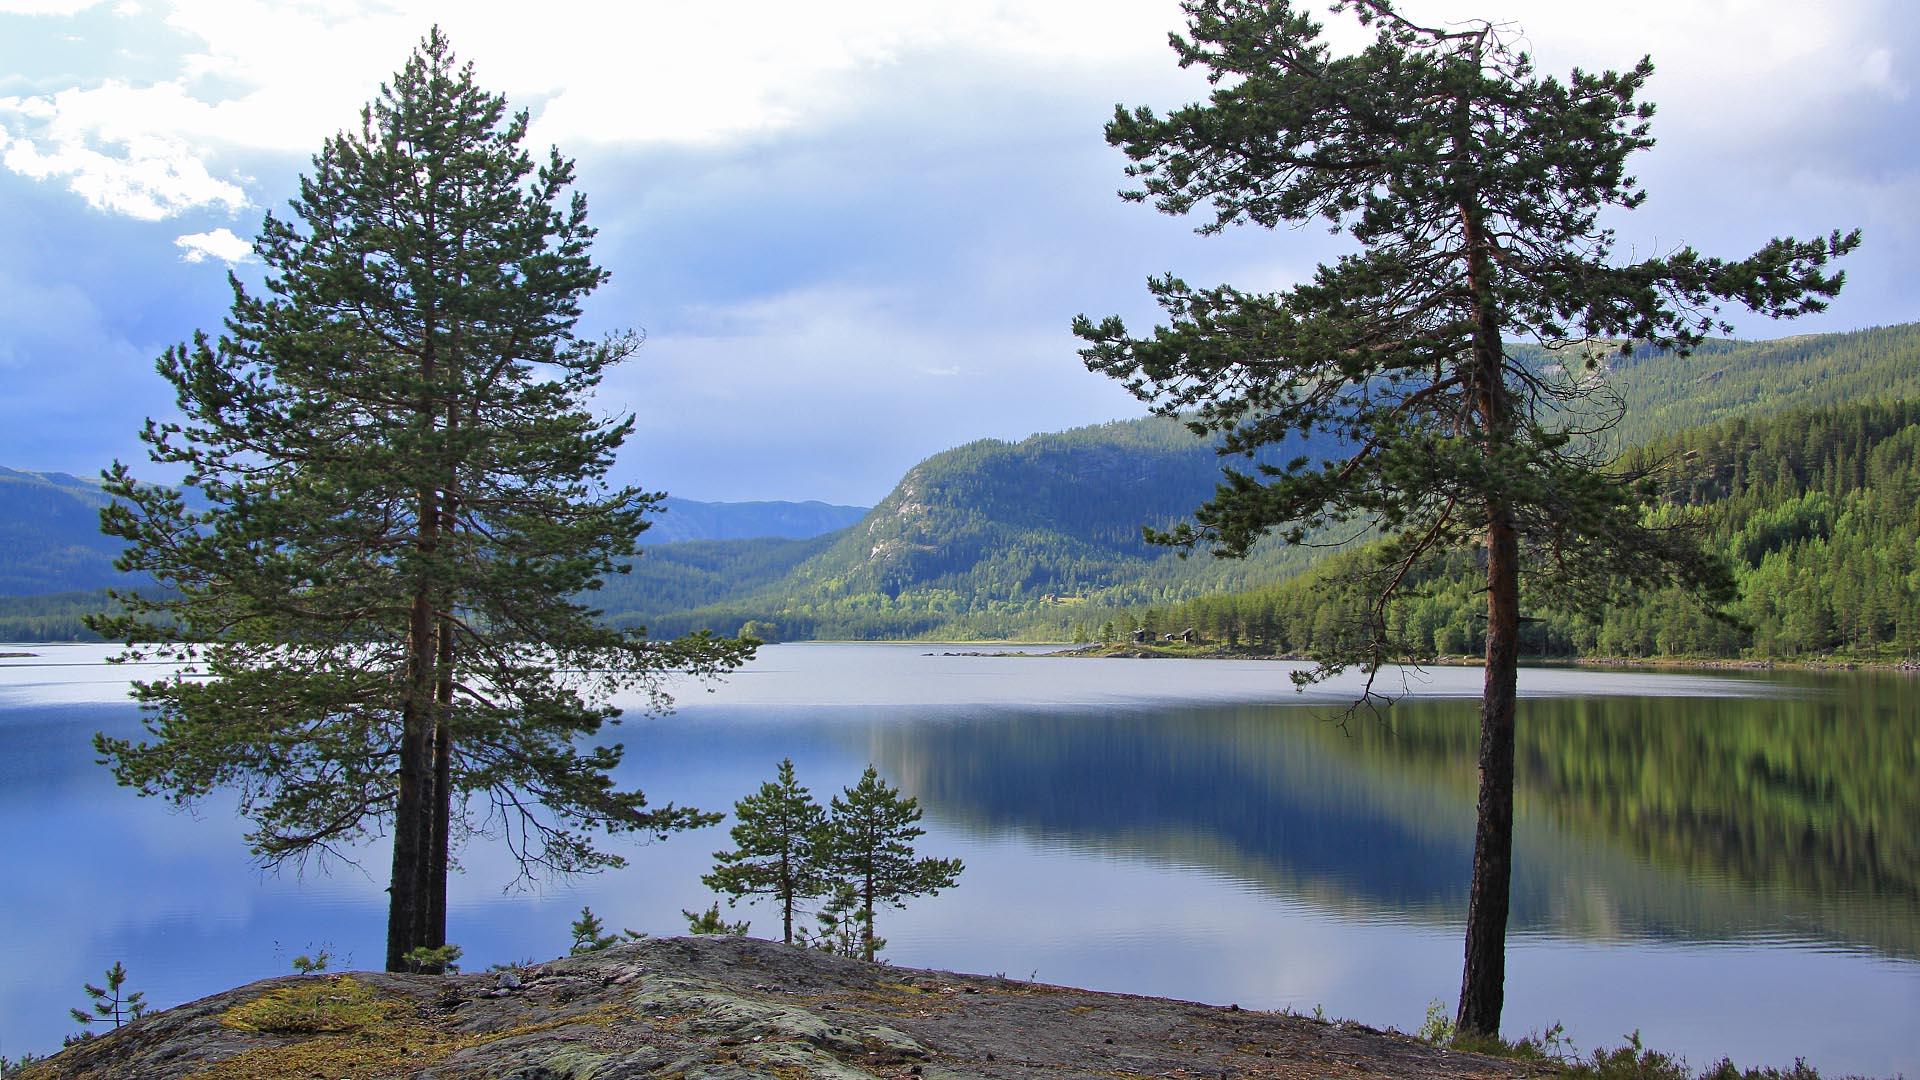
861,873,876,962
387,578,439,971
425,398,462,952
1456,199,1516,1039
1456,507,1518,1037
781,855,795,945
427,617,455,949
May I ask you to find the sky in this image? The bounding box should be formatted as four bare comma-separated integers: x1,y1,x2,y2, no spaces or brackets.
1,1,1914,506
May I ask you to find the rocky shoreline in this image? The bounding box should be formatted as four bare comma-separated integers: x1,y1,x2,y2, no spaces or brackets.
24,935,1538,1080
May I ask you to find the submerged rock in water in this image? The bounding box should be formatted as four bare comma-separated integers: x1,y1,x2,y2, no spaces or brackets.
24,936,1532,1079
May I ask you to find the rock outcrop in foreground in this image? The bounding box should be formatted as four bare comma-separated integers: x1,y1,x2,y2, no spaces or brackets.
28,936,1536,1079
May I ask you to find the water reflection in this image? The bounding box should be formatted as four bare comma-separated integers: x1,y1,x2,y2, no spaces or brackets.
871,688,1919,960
1,648,1914,1074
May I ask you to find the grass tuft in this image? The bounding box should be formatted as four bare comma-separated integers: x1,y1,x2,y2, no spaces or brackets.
219,975,404,1035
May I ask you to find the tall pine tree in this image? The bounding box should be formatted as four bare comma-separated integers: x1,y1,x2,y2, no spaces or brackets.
91,29,751,972
1074,0,1855,1036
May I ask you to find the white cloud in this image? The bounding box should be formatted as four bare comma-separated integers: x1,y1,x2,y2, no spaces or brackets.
0,0,1182,221
1,127,247,219
1,77,250,219
1401,0,1909,142
1858,47,1907,98
174,226,250,263
4,0,1896,224
0,0,105,13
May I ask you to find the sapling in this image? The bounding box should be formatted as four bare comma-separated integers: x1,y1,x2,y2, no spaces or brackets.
401,943,462,975
68,961,145,1040
702,758,829,944
681,902,749,936
569,905,645,954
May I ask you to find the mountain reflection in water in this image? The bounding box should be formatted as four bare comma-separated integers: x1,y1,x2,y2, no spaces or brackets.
869,678,1917,960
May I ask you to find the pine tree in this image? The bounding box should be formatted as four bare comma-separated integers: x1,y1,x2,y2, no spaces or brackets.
569,905,643,954
570,906,617,954
702,758,829,944
68,962,145,1037
681,902,750,936
90,29,752,973
799,880,876,959
822,766,963,962
1074,0,1855,1037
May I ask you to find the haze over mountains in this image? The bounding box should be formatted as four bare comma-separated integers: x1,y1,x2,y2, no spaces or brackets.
5,322,1920,644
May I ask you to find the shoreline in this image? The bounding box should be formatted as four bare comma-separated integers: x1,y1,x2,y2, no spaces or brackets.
1042,642,1920,673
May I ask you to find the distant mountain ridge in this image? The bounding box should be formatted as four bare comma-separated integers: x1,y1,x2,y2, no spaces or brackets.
608,415,1360,639
0,475,864,601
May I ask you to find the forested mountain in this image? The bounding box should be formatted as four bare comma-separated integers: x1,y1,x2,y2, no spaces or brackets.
0,478,861,598
593,533,840,627
1604,324,1920,447
558,499,872,627
612,324,1920,645
1144,398,1920,660
615,416,1346,640
0,467,122,595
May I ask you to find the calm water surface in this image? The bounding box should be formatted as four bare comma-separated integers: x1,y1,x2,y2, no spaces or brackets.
1,643,1914,1074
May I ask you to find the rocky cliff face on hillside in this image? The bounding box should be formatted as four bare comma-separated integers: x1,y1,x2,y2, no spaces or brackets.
25,936,1533,1080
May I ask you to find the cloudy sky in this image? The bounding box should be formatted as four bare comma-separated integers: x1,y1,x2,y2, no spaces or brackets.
1,1,1913,505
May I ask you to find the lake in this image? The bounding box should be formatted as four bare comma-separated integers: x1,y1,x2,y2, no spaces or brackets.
1,643,1914,1074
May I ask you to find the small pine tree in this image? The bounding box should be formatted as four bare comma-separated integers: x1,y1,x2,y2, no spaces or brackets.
1,1052,47,1077
702,758,828,944
401,943,462,975
822,766,963,962
290,949,331,974
69,961,146,1037
799,881,881,959
570,906,618,954
681,902,750,936
568,905,644,954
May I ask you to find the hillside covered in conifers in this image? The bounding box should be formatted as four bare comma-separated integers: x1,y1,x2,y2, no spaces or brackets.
601,414,1343,640
608,323,1920,650
1136,397,1920,661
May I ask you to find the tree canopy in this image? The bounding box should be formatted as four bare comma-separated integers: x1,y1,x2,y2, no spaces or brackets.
1074,0,1856,1036
91,28,751,971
